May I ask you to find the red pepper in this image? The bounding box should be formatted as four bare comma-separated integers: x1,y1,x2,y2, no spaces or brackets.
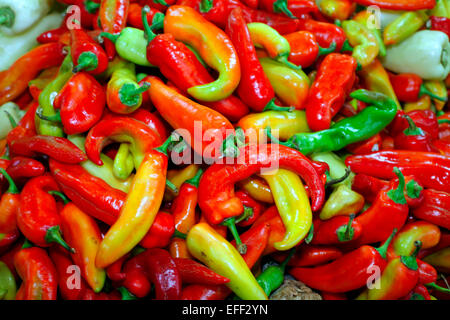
57,0,97,28
174,258,230,285
199,144,325,226
6,156,45,181
289,231,396,293
393,114,438,153
351,168,413,246
84,116,162,167
346,133,382,155
17,175,74,252
106,253,129,282
402,284,431,300
121,254,152,298
0,169,20,247
417,259,438,285
429,16,450,38
177,0,303,34
284,30,319,68
141,248,182,300
225,7,274,111
53,72,106,135
274,245,343,267
139,211,175,248
389,110,439,140
412,189,450,230
144,27,249,121
351,0,436,10
345,150,450,193
37,16,69,44
99,0,130,59
297,19,346,51
351,173,389,203
14,247,58,300
231,222,271,267
258,0,318,18
389,73,447,103
49,159,126,225
0,43,66,105
9,135,87,164
181,284,231,300
311,214,362,245
305,53,357,131
127,2,162,28
70,26,109,74
235,190,264,227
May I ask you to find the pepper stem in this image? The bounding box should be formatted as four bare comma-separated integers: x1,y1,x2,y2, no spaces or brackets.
318,42,337,56
279,248,296,271
73,51,98,73
36,107,62,122
340,39,353,52
119,82,150,107
265,126,295,149
235,206,254,224
337,214,355,242
263,98,295,112
0,7,15,28
400,240,422,271
273,0,297,19
438,119,450,125
222,218,247,255
185,168,204,188
275,55,302,70
173,229,187,240
387,167,407,205
84,0,100,14
22,238,34,249
154,133,179,156
165,179,178,193
199,0,213,12
118,287,137,300
403,115,424,136
142,6,160,44
375,228,397,259
99,32,119,43
425,282,450,294
419,85,448,102
48,190,70,205
325,168,351,188
0,168,18,194
45,225,75,253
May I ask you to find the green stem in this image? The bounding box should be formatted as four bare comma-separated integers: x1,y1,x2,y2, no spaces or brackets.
3,110,17,128
235,206,254,224
45,225,75,253
173,229,187,240
438,119,450,125
36,107,61,122
142,6,157,44
0,168,19,194
276,55,302,71
279,248,296,271
318,42,337,56
419,85,448,102
340,39,353,52
119,83,150,107
222,218,247,254
304,224,314,244
118,287,137,300
22,238,33,249
425,282,450,294
84,0,101,14
263,98,295,112
337,214,355,242
165,179,178,194
403,115,424,136
375,228,397,259
99,32,119,43
0,7,15,28
48,191,70,205
400,240,422,270
154,134,178,156
185,168,204,188
325,168,351,188
273,0,297,19
199,0,213,12
73,51,98,73
387,167,407,205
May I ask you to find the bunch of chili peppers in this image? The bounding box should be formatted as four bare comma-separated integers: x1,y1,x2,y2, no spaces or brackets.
0,0,448,301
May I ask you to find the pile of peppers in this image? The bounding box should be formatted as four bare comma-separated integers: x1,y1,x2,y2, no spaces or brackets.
0,0,449,301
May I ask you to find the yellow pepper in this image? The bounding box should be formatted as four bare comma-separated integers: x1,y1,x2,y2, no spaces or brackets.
423,247,450,273
424,80,448,111
261,169,312,250
429,0,449,18
352,10,386,57
319,0,356,21
342,20,379,68
238,177,274,204
383,11,428,46
236,110,310,144
403,95,432,112
96,149,168,268
359,59,401,109
113,143,135,181
186,222,268,300
319,184,365,220
165,164,200,201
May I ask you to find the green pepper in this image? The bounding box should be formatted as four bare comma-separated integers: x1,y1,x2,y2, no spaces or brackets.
36,51,73,137
0,261,16,300
100,28,153,67
113,143,135,180
267,89,397,155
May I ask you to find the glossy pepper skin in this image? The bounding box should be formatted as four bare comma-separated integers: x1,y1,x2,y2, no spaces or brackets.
85,116,162,169
9,135,87,164
0,42,66,106
164,5,241,102
305,53,357,131
311,215,362,245
198,143,326,226
5,156,45,182
275,245,343,267
144,30,249,121
60,203,106,293
53,72,106,135
0,261,16,300
14,247,58,300
146,76,235,161
284,31,319,68
235,190,264,227
345,151,450,193
99,0,130,59
429,16,450,38
174,258,230,285
393,115,438,153
0,169,20,247
342,20,379,68
139,211,175,249
17,175,73,252
351,0,436,10
225,7,274,111
261,169,312,251
95,145,168,268
187,222,268,300
70,26,109,74
412,189,450,230
275,90,398,155
289,231,395,293
297,19,346,52
389,73,447,103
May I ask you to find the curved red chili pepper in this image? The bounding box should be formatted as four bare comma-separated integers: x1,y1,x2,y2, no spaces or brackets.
412,189,450,230
6,156,45,181
311,215,362,245
174,258,230,285
235,190,265,227
297,19,346,51
139,211,175,249
284,30,319,68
